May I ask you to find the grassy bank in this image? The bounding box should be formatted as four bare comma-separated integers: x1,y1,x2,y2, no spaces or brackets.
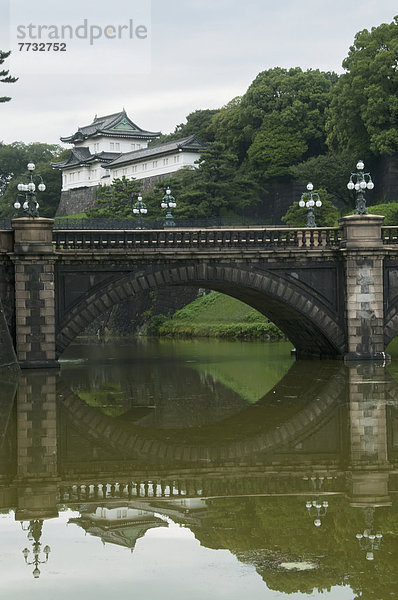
152,292,284,340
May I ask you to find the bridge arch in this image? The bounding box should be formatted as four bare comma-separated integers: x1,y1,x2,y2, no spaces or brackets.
56,262,346,358
59,363,345,463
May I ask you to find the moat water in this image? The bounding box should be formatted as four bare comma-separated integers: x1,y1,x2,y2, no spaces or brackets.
0,338,397,599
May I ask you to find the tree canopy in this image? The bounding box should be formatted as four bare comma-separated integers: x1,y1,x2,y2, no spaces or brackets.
151,109,219,146
327,16,398,156
0,142,64,217
211,67,337,181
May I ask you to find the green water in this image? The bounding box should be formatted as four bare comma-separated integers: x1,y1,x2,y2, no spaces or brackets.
0,339,396,599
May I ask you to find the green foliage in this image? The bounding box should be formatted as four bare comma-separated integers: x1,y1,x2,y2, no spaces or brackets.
86,177,143,218
0,142,64,217
143,142,261,219
367,202,398,224
326,16,398,156
0,50,18,103
154,291,285,340
281,189,339,227
290,150,361,207
211,67,337,181
150,109,219,145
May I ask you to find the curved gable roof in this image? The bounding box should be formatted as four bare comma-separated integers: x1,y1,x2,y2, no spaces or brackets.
61,110,160,143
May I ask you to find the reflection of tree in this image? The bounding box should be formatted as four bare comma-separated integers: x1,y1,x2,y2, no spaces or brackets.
189,496,398,597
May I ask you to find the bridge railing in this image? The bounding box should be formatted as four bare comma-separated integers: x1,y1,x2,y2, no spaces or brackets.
53,227,342,251
382,226,398,244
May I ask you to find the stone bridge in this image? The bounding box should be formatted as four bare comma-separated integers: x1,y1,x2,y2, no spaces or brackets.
2,215,398,367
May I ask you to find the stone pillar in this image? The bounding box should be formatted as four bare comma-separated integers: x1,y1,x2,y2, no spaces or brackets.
340,215,387,361
15,372,59,520
11,218,58,369
347,362,391,507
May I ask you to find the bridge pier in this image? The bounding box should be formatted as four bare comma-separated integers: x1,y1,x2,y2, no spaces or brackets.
340,215,388,362
11,218,58,369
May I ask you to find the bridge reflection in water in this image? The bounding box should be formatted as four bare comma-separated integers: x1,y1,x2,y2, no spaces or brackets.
0,353,397,597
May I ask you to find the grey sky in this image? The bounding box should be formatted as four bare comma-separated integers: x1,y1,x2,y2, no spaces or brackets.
1,0,397,146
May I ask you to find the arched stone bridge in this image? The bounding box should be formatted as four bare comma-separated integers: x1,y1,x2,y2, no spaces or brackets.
2,214,398,367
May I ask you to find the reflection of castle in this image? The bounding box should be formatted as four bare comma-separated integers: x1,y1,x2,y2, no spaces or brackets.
69,505,166,551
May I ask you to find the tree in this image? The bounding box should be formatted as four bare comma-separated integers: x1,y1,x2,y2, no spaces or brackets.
0,143,65,217
211,67,338,180
86,177,143,218
289,150,361,208
0,160,62,218
281,189,339,227
326,16,398,156
151,109,219,145
0,50,18,103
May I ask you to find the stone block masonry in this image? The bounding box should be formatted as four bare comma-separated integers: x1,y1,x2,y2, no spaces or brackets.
340,215,387,361
11,219,58,369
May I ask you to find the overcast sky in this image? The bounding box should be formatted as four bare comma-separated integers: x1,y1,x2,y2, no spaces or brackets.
1,0,397,147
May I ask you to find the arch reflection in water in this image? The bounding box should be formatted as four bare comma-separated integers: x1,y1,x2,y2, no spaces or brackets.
0,341,397,599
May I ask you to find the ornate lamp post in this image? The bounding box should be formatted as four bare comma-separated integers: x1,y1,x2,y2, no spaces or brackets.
299,182,322,228
14,162,46,217
305,499,328,527
21,520,51,578
132,194,147,229
161,187,177,228
347,159,374,215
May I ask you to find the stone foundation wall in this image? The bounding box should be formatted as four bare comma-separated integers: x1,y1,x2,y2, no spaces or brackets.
56,186,98,216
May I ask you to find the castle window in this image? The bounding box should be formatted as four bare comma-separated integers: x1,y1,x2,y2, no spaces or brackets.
142,163,147,171
131,143,136,151
163,157,169,166
115,143,120,151
153,160,158,168
132,165,137,173
110,142,114,150
93,143,99,152
122,168,127,175
174,155,180,163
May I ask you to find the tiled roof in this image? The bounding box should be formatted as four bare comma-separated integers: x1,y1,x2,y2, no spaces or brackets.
51,148,121,169
104,135,206,168
60,110,160,143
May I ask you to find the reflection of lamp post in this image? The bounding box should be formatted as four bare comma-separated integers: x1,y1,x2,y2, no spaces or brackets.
356,530,383,561
306,499,328,527
355,506,382,561
347,159,374,215
132,194,147,229
161,187,177,228
21,520,51,578
14,162,46,218
298,182,322,228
